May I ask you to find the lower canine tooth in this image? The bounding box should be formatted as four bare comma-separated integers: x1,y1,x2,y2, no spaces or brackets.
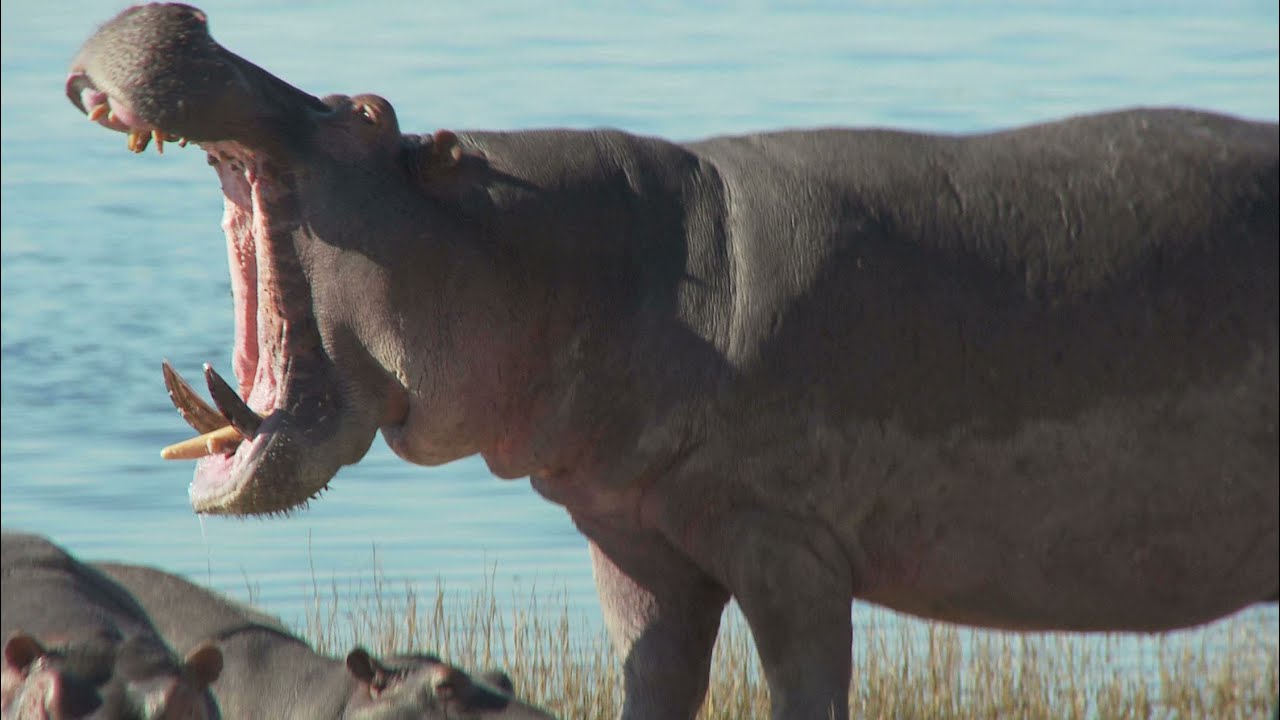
160,425,245,460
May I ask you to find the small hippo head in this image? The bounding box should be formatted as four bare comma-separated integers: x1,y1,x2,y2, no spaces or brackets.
2,633,223,719
65,3,488,515
3,634,104,718
342,648,555,719
103,637,224,720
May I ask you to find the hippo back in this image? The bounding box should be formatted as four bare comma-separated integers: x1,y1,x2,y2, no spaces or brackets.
93,562,296,653
95,563,559,718
1,531,223,719
2,532,156,643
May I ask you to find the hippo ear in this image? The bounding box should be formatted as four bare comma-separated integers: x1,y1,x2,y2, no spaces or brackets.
412,129,463,183
431,129,462,168
183,643,223,687
345,647,392,688
430,664,471,703
3,633,48,672
480,669,514,695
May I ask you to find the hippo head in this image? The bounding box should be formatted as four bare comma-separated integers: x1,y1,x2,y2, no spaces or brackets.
2,634,103,719
342,648,555,719
2,633,223,719
65,4,494,515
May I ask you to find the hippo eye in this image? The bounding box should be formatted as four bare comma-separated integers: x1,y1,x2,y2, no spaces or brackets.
354,103,376,125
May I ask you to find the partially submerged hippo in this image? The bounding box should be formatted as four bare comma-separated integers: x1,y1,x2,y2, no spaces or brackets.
66,4,1278,718
94,563,555,719
1,532,223,719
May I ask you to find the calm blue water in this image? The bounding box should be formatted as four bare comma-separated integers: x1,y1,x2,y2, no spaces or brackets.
2,0,1277,678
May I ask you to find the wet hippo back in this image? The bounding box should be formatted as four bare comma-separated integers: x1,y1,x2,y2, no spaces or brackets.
1,531,223,719
96,562,558,719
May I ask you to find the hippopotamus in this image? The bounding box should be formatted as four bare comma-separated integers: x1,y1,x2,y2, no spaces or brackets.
1,532,223,719
93,562,556,719
65,4,1278,718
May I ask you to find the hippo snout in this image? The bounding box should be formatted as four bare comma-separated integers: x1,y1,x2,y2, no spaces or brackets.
68,2,329,149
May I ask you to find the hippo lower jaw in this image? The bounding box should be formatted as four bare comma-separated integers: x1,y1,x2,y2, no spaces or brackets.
164,142,384,515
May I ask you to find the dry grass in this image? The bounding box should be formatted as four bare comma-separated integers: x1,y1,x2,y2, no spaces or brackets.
289,564,1277,719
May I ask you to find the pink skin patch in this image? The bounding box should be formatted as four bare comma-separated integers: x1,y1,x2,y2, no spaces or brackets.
69,76,153,134
191,145,288,501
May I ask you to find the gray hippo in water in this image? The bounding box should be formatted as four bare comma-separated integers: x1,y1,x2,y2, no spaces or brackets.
1,531,223,719
66,4,1278,718
94,562,556,719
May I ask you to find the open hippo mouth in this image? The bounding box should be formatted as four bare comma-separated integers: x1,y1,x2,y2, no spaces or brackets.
65,4,399,515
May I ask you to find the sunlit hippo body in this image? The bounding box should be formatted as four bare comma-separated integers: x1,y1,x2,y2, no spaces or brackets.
66,4,1278,718
1,532,223,719
95,563,556,719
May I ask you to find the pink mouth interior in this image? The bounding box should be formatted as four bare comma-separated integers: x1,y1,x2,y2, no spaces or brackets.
192,144,287,499
70,71,332,510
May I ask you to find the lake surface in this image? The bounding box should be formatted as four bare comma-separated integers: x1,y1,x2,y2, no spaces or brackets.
2,0,1276,682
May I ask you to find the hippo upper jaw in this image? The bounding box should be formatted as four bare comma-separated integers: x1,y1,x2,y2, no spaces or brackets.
65,3,331,151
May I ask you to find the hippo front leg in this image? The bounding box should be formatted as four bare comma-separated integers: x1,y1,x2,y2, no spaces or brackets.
692,510,856,720
587,532,729,720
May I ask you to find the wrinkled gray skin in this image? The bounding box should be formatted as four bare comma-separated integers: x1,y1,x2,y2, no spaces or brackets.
1,532,223,719
94,563,555,720
66,5,1279,718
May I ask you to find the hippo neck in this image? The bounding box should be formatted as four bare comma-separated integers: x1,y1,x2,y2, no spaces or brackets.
440,129,731,498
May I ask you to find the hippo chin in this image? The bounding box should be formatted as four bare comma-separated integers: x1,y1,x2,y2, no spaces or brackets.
68,4,1278,719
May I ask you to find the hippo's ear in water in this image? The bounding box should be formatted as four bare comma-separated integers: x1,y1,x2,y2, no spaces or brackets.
3,632,48,673
182,643,223,688
345,647,393,691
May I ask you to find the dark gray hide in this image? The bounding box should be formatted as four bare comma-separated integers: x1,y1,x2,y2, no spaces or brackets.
66,5,1278,718
95,563,556,719
1,532,222,719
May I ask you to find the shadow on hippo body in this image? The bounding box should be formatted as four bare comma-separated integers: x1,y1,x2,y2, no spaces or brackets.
66,4,1278,719
1,532,223,720
94,563,556,720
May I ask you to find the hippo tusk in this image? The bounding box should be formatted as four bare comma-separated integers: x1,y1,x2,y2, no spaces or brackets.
160,361,262,460
162,360,226,433
204,363,263,437
160,424,244,460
